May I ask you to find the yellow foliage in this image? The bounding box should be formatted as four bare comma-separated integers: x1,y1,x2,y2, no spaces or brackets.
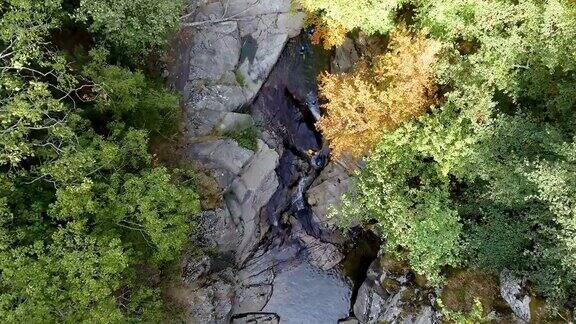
301,4,347,49
316,29,441,157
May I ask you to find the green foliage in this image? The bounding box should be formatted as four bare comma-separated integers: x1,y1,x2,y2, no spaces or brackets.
0,0,199,321
424,0,576,122
339,109,465,284
464,208,531,274
438,297,491,324
0,0,65,67
326,0,576,309
0,225,129,322
76,0,186,62
225,125,259,151
299,0,409,35
84,48,180,135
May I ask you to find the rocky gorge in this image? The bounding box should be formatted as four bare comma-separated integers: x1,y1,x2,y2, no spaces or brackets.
161,1,535,323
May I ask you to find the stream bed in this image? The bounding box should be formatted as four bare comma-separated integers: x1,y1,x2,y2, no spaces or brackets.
236,35,379,322
170,17,382,321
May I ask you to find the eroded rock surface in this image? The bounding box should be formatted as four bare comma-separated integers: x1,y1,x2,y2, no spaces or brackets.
167,1,376,322
353,255,440,324
307,161,351,243
171,0,304,138
331,37,360,73
500,271,531,323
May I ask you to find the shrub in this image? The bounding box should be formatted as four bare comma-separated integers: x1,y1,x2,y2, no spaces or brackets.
317,29,441,157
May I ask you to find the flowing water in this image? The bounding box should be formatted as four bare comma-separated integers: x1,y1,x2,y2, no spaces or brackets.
244,35,379,322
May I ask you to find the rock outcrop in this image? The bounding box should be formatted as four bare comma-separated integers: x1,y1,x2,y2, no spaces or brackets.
171,0,304,138
353,255,440,324
331,37,360,73
166,1,369,322
306,161,351,243
500,271,531,323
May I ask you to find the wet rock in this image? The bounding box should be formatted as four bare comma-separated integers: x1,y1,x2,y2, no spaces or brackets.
500,271,530,323
331,37,360,73
232,313,280,324
353,255,439,324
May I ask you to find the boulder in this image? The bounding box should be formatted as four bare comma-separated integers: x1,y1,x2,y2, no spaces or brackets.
353,255,439,324
215,112,255,134
331,37,360,73
186,139,254,189
306,161,352,242
500,271,531,323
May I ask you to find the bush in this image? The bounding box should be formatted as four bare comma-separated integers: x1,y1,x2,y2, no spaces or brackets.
317,29,441,157
298,0,409,35
76,0,186,63
0,1,199,321
84,48,181,135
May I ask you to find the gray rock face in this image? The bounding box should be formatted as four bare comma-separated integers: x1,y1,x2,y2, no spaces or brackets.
186,138,254,189
197,208,242,253
182,254,212,285
307,161,351,242
226,140,280,264
232,243,299,315
215,112,255,134
177,0,305,138
500,271,531,323
292,219,344,270
353,255,439,324
189,138,281,261
172,268,236,323
331,37,360,73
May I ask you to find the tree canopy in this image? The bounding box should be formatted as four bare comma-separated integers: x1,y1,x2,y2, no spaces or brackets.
316,0,576,311
0,0,197,321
